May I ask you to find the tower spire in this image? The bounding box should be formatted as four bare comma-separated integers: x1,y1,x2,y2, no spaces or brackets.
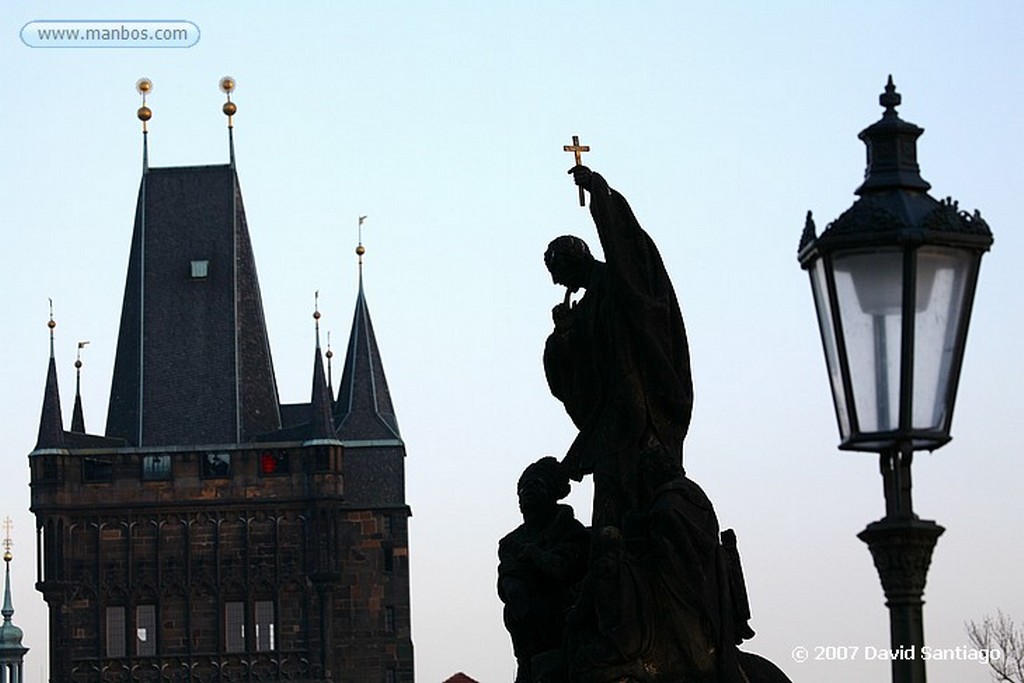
71,340,89,433
307,292,337,443
335,225,402,442
35,302,66,451
220,76,237,167
0,516,29,676
136,78,153,173
2,518,14,619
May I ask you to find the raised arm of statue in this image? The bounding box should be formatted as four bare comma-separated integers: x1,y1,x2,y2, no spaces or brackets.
569,165,663,301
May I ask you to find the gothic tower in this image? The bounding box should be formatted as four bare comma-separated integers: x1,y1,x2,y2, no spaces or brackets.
28,81,413,682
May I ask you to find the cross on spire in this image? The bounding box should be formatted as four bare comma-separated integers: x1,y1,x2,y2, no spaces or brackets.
563,135,590,206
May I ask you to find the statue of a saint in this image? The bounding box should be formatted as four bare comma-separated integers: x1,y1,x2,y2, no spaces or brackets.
544,166,693,529
499,457,590,683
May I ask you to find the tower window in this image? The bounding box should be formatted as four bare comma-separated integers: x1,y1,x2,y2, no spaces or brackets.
142,454,171,480
83,457,113,482
136,604,156,656
106,606,126,657
254,600,275,651
190,260,209,279
202,452,231,478
225,602,245,653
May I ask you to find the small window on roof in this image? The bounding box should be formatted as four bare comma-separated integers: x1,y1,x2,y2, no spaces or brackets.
190,260,209,279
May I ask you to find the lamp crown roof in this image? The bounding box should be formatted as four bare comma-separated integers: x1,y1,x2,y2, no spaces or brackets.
855,76,930,195
799,78,993,261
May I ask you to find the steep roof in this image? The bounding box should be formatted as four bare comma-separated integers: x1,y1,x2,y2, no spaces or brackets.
105,164,280,446
70,356,85,433
34,339,65,452
307,316,338,443
334,274,402,443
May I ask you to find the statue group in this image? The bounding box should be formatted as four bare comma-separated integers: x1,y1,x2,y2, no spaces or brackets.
498,166,792,683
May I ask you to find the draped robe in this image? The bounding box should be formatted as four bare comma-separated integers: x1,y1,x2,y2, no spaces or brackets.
544,172,693,528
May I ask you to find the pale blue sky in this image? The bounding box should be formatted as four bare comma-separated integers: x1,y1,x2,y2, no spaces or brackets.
3,2,1023,682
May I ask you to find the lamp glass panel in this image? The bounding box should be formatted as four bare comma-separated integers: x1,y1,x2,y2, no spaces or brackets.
833,249,903,434
810,260,850,439
912,246,972,431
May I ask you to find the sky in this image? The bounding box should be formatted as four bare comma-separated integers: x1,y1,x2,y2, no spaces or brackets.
2,2,1023,682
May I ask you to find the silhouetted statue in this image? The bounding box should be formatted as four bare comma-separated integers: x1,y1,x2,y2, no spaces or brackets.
563,447,757,683
499,457,590,683
544,166,692,529
498,165,792,683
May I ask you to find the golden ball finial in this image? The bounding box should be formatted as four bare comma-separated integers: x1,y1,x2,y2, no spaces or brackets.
325,348,334,359
47,318,56,330
219,76,236,94
356,245,366,256
136,77,153,95
3,550,10,562
223,101,237,117
313,310,321,321
138,106,153,122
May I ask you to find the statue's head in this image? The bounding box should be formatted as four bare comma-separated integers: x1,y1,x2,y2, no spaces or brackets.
517,456,570,520
544,235,594,292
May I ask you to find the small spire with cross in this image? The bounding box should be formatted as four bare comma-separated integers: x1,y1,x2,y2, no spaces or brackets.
563,135,590,206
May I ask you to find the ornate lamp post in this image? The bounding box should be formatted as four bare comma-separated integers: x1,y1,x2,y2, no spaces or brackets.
798,78,993,683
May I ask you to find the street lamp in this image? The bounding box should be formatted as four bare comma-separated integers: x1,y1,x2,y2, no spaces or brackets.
798,77,993,683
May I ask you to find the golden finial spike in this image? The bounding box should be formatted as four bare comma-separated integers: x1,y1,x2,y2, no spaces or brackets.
220,76,237,166
76,340,90,368
136,78,153,132
356,215,368,268
313,291,323,349
2,517,12,562
220,76,237,126
47,298,56,357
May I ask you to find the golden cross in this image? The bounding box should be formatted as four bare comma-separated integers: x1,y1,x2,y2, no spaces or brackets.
563,135,590,206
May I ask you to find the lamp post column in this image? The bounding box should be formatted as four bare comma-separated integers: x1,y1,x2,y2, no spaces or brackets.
859,451,944,683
